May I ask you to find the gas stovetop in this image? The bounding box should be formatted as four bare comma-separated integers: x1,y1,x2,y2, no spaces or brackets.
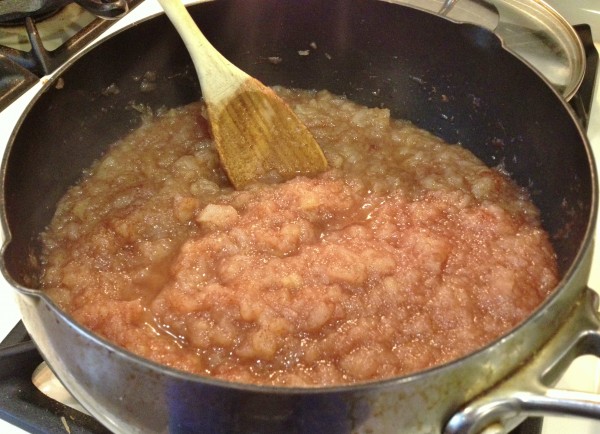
0,1,599,433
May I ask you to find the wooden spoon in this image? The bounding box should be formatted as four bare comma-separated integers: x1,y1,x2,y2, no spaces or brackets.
157,0,328,189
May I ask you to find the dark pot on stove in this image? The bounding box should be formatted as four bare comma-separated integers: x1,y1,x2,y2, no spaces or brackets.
1,0,599,433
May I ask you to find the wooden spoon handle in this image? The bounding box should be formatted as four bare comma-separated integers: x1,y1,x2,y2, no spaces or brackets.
158,0,328,189
157,0,248,103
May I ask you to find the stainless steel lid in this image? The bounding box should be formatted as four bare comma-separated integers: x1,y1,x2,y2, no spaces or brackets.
392,0,586,101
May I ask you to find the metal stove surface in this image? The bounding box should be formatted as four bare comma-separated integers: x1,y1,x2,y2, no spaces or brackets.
0,3,95,51
0,0,599,433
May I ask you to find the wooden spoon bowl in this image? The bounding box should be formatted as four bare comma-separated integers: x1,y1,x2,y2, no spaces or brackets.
157,0,328,189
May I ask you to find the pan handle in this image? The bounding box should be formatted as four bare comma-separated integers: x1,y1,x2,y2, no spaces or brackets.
444,288,600,434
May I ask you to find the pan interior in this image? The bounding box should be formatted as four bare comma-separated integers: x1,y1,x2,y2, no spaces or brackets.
1,0,592,290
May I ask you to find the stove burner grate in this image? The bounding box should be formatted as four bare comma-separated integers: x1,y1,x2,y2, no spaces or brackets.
0,14,113,110
0,0,128,25
0,8,64,27
0,0,137,111
0,322,110,434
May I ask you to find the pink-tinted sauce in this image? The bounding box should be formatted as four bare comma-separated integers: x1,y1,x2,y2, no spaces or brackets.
41,89,558,386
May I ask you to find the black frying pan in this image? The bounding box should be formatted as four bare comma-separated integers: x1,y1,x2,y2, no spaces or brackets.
1,1,596,432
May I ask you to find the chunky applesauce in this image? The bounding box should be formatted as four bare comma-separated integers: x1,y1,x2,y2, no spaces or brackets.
40,88,558,386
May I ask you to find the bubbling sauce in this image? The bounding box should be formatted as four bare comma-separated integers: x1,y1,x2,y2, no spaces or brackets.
41,88,558,386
